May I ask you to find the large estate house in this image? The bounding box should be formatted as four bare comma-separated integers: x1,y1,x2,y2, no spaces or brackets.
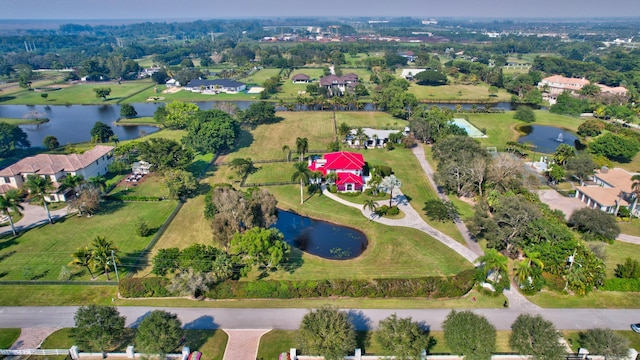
319,73,359,96
291,73,311,83
0,145,114,202
184,79,247,94
308,151,365,192
538,75,628,105
346,127,410,148
575,167,639,215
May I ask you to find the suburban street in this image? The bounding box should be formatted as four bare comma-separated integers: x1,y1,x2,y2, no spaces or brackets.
0,307,637,331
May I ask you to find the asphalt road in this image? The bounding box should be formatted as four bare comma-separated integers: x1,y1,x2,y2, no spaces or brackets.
0,307,638,331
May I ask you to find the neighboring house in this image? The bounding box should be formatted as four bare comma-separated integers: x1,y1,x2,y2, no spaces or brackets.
184,79,247,94
398,51,416,62
291,73,311,83
308,151,365,192
132,161,152,175
537,75,627,105
401,68,426,80
319,73,359,96
165,78,180,87
346,127,410,148
574,167,638,215
139,66,161,78
0,145,114,202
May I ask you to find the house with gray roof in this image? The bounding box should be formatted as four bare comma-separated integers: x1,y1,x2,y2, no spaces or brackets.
184,79,247,94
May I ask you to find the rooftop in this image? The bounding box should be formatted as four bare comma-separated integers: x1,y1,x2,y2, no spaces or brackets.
0,145,114,177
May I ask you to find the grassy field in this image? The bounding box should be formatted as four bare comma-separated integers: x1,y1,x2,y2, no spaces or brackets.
239,68,281,85
604,240,640,278
0,117,50,125
278,68,326,98
527,290,640,308
0,200,177,281
619,218,640,236
125,85,258,103
115,116,160,125
0,328,20,348
39,328,227,360
408,83,512,102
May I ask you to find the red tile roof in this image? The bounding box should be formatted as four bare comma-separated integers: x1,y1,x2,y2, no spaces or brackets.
323,151,364,171
336,172,364,185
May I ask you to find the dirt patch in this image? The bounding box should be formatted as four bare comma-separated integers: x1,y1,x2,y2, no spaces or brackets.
162,87,182,94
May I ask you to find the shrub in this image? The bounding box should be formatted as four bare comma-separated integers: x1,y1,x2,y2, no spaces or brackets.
375,205,389,216
135,217,152,237
514,106,536,123
614,258,640,279
119,277,172,298
386,206,400,216
329,184,338,193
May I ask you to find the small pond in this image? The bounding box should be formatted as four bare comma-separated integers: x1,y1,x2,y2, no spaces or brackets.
518,125,584,154
274,210,368,260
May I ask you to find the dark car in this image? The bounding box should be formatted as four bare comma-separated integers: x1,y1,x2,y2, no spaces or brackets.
631,323,640,334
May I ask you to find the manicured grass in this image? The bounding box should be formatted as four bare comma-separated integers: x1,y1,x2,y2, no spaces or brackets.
257,330,296,359
239,68,282,85
123,85,259,104
278,68,326,98
0,285,118,306
408,83,512,102
618,218,640,236
335,112,408,130
115,117,160,125
109,173,169,198
604,241,640,278
526,290,640,308
0,117,50,125
245,162,295,184
41,328,74,349
0,328,20,348
0,200,177,281
2,80,155,105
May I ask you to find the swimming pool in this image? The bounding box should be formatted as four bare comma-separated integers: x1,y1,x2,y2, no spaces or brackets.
451,118,487,138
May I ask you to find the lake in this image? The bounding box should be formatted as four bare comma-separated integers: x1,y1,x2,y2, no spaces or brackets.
518,125,584,154
274,210,368,260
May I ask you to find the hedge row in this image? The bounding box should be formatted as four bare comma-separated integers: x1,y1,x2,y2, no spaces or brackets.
120,270,475,299
600,278,640,292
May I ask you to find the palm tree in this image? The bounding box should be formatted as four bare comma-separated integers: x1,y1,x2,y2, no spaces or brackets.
476,248,508,282
291,161,312,205
296,137,309,161
24,174,55,224
59,174,84,195
91,236,119,281
363,199,377,219
69,246,95,279
325,172,338,185
631,175,640,218
282,145,291,162
354,127,366,148
379,175,402,207
0,189,23,236
88,175,108,194
514,250,544,286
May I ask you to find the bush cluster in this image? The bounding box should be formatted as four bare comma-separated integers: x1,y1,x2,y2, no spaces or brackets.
376,205,400,216
207,269,475,299
119,277,172,298
601,278,640,292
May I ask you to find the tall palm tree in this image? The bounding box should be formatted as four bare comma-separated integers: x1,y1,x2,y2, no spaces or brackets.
282,145,291,162
363,199,377,219
477,248,508,282
514,250,544,286
0,189,23,236
69,246,95,279
296,137,309,161
379,175,402,207
88,175,108,194
24,174,55,224
91,236,119,281
631,175,640,218
354,127,366,148
291,161,312,205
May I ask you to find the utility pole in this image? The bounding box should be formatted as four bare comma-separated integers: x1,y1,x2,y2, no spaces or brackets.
111,250,120,283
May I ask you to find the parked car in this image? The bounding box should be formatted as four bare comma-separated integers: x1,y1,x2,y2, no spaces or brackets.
631,323,640,334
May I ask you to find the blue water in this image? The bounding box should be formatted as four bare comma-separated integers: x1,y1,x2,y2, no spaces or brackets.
274,210,368,260
518,125,582,154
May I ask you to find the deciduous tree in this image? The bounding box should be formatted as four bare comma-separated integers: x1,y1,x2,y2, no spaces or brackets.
182,109,240,154
375,314,432,359
43,135,59,150
135,310,183,358
90,122,115,143
569,208,620,242
72,305,126,353
93,87,111,101
163,169,197,199
0,123,30,156
162,101,199,129
509,314,565,360
298,307,356,360
231,227,289,270
443,310,496,360
579,328,629,359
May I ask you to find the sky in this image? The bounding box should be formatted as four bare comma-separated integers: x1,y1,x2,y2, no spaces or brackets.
1,0,640,20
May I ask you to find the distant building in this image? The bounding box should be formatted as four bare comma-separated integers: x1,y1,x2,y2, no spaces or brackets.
319,73,359,96
165,78,180,87
538,75,627,105
291,73,311,84
0,145,114,202
184,79,247,94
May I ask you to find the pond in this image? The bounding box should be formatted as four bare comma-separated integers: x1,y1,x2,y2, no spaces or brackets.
273,210,368,260
518,125,584,154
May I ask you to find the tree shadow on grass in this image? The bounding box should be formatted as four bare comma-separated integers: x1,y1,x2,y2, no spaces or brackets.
95,200,126,216
355,331,372,355
281,247,304,274
0,96,16,103
229,129,254,153
122,249,149,277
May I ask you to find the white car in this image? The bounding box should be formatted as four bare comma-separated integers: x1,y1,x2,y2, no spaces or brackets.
631,323,640,334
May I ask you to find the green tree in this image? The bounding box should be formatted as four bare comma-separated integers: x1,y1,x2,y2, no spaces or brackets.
514,106,536,123
579,328,629,360
296,137,309,161
0,123,30,156
476,248,508,291
553,144,576,165
379,175,402,207
337,122,352,141
135,310,183,358
138,138,194,172
548,164,566,183
182,109,240,154
180,58,194,68
93,87,111,101
488,86,499,97
239,102,278,126
298,307,356,360
631,174,640,218
0,189,22,236
135,216,152,237
423,199,458,222
152,247,180,276
69,246,95,279
443,310,496,360
363,199,378,215
291,161,312,205
514,250,544,288
231,227,289,270
163,169,197,199
614,257,640,279
375,314,431,359
24,174,54,224
282,145,291,162
414,70,448,86
91,236,119,281
88,175,108,193
566,152,596,181
120,104,137,118
509,314,565,360
230,158,255,178
90,122,115,143
569,207,620,242
162,101,199,129
72,305,126,353
168,267,214,298
589,133,640,162
42,135,59,150
59,174,84,193
577,119,605,137
40,93,49,101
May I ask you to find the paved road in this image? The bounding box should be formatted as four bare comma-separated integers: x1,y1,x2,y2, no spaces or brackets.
0,307,637,331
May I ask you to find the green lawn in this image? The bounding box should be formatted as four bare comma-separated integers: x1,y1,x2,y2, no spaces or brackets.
527,290,640,308
115,117,160,126
0,200,177,281
109,173,169,198
0,117,50,125
604,241,640,278
257,330,296,359
0,328,20,348
278,68,326,98
408,83,512,102
239,68,282,85
125,86,257,103
1,80,155,105
619,218,640,236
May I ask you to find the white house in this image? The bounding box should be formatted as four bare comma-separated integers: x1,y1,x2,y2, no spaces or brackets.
165,78,180,87
0,145,114,202
401,68,426,80
575,167,638,215
346,127,409,148
184,79,247,94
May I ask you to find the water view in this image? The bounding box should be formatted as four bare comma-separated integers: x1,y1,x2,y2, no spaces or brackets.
517,125,584,154
274,210,368,260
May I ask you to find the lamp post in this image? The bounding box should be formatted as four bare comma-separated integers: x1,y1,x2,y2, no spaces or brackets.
111,250,119,283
